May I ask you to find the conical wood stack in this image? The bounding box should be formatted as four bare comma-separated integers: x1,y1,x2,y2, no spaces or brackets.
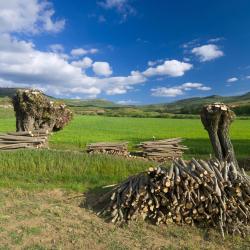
97,158,250,238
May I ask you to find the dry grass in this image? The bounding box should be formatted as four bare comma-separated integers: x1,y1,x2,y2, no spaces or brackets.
0,189,249,250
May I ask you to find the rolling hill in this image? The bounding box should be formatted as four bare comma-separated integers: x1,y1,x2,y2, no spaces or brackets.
1,87,250,116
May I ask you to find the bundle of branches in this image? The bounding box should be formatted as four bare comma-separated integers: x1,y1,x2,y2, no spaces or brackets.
137,138,188,162
12,89,73,132
87,142,129,156
0,129,49,150
97,158,250,238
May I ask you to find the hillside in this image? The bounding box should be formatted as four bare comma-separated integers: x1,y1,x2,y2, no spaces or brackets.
1,87,250,116
142,93,250,114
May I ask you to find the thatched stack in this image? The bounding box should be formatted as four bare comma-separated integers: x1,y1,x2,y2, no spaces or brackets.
97,158,250,238
12,89,73,132
87,142,129,156
137,138,188,162
0,130,49,150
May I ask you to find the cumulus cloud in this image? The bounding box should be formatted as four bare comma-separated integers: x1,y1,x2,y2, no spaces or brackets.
70,48,98,57
227,77,238,83
246,76,250,79
0,34,148,98
0,1,195,99
151,82,211,97
0,34,192,98
71,57,93,69
93,62,113,76
0,0,65,34
143,60,193,78
192,44,224,62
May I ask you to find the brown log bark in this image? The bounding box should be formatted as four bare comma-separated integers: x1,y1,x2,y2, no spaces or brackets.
200,103,239,170
12,89,73,132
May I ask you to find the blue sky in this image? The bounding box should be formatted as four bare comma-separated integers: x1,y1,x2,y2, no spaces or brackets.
0,0,250,104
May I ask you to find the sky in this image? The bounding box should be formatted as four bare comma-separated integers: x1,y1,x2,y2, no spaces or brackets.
0,0,250,104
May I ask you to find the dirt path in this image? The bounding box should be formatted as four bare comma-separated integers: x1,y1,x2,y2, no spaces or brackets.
0,189,249,250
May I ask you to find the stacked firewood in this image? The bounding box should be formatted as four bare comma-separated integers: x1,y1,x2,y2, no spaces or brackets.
0,130,49,150
87,142,129,156
137,138,188,162
97,158,250,237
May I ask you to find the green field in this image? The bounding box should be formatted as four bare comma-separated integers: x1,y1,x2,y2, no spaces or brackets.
0,110,250,249
1,108,250,159
0,108,249,190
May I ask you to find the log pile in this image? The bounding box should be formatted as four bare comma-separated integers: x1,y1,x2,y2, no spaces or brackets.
137,138,188,162
97,158,250,237
0,130,49,150
87,142,129,156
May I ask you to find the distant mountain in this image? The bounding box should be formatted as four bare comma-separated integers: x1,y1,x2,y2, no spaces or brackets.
1,87,250,116
62,98,122,108
142,92,250,114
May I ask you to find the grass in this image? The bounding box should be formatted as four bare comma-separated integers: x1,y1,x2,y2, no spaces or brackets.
0,108,249,189
50,115,250,159
0,149,152,191
0,189,249,250
0,110,249,249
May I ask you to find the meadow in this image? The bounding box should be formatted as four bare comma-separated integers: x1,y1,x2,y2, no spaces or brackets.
0,108,250,249
0,107,249,190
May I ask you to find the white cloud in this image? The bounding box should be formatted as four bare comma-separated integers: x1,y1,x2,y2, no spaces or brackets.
143,60,193,78
117,99,139,105
151,82,211,97
183,57,191,62
0,0,65,34
70,48,98,57
49,44,64,53
151,87,184,97
98,0,136,20
182,39,200,49
93,62,113,76
208,37,223,43
147,59,163,67
227,77,238,83
0,33,193,98
192,44,224,62
246,76,250,79
106,87,127,95
71,57,93,69
0,34,148,98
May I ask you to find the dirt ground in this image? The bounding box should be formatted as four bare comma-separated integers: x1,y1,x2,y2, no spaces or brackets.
0,189,249,250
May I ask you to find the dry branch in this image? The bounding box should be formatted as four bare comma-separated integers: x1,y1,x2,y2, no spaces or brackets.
0,129,49,151
87,142,129,156
97,158,250,238
137,138,188,162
